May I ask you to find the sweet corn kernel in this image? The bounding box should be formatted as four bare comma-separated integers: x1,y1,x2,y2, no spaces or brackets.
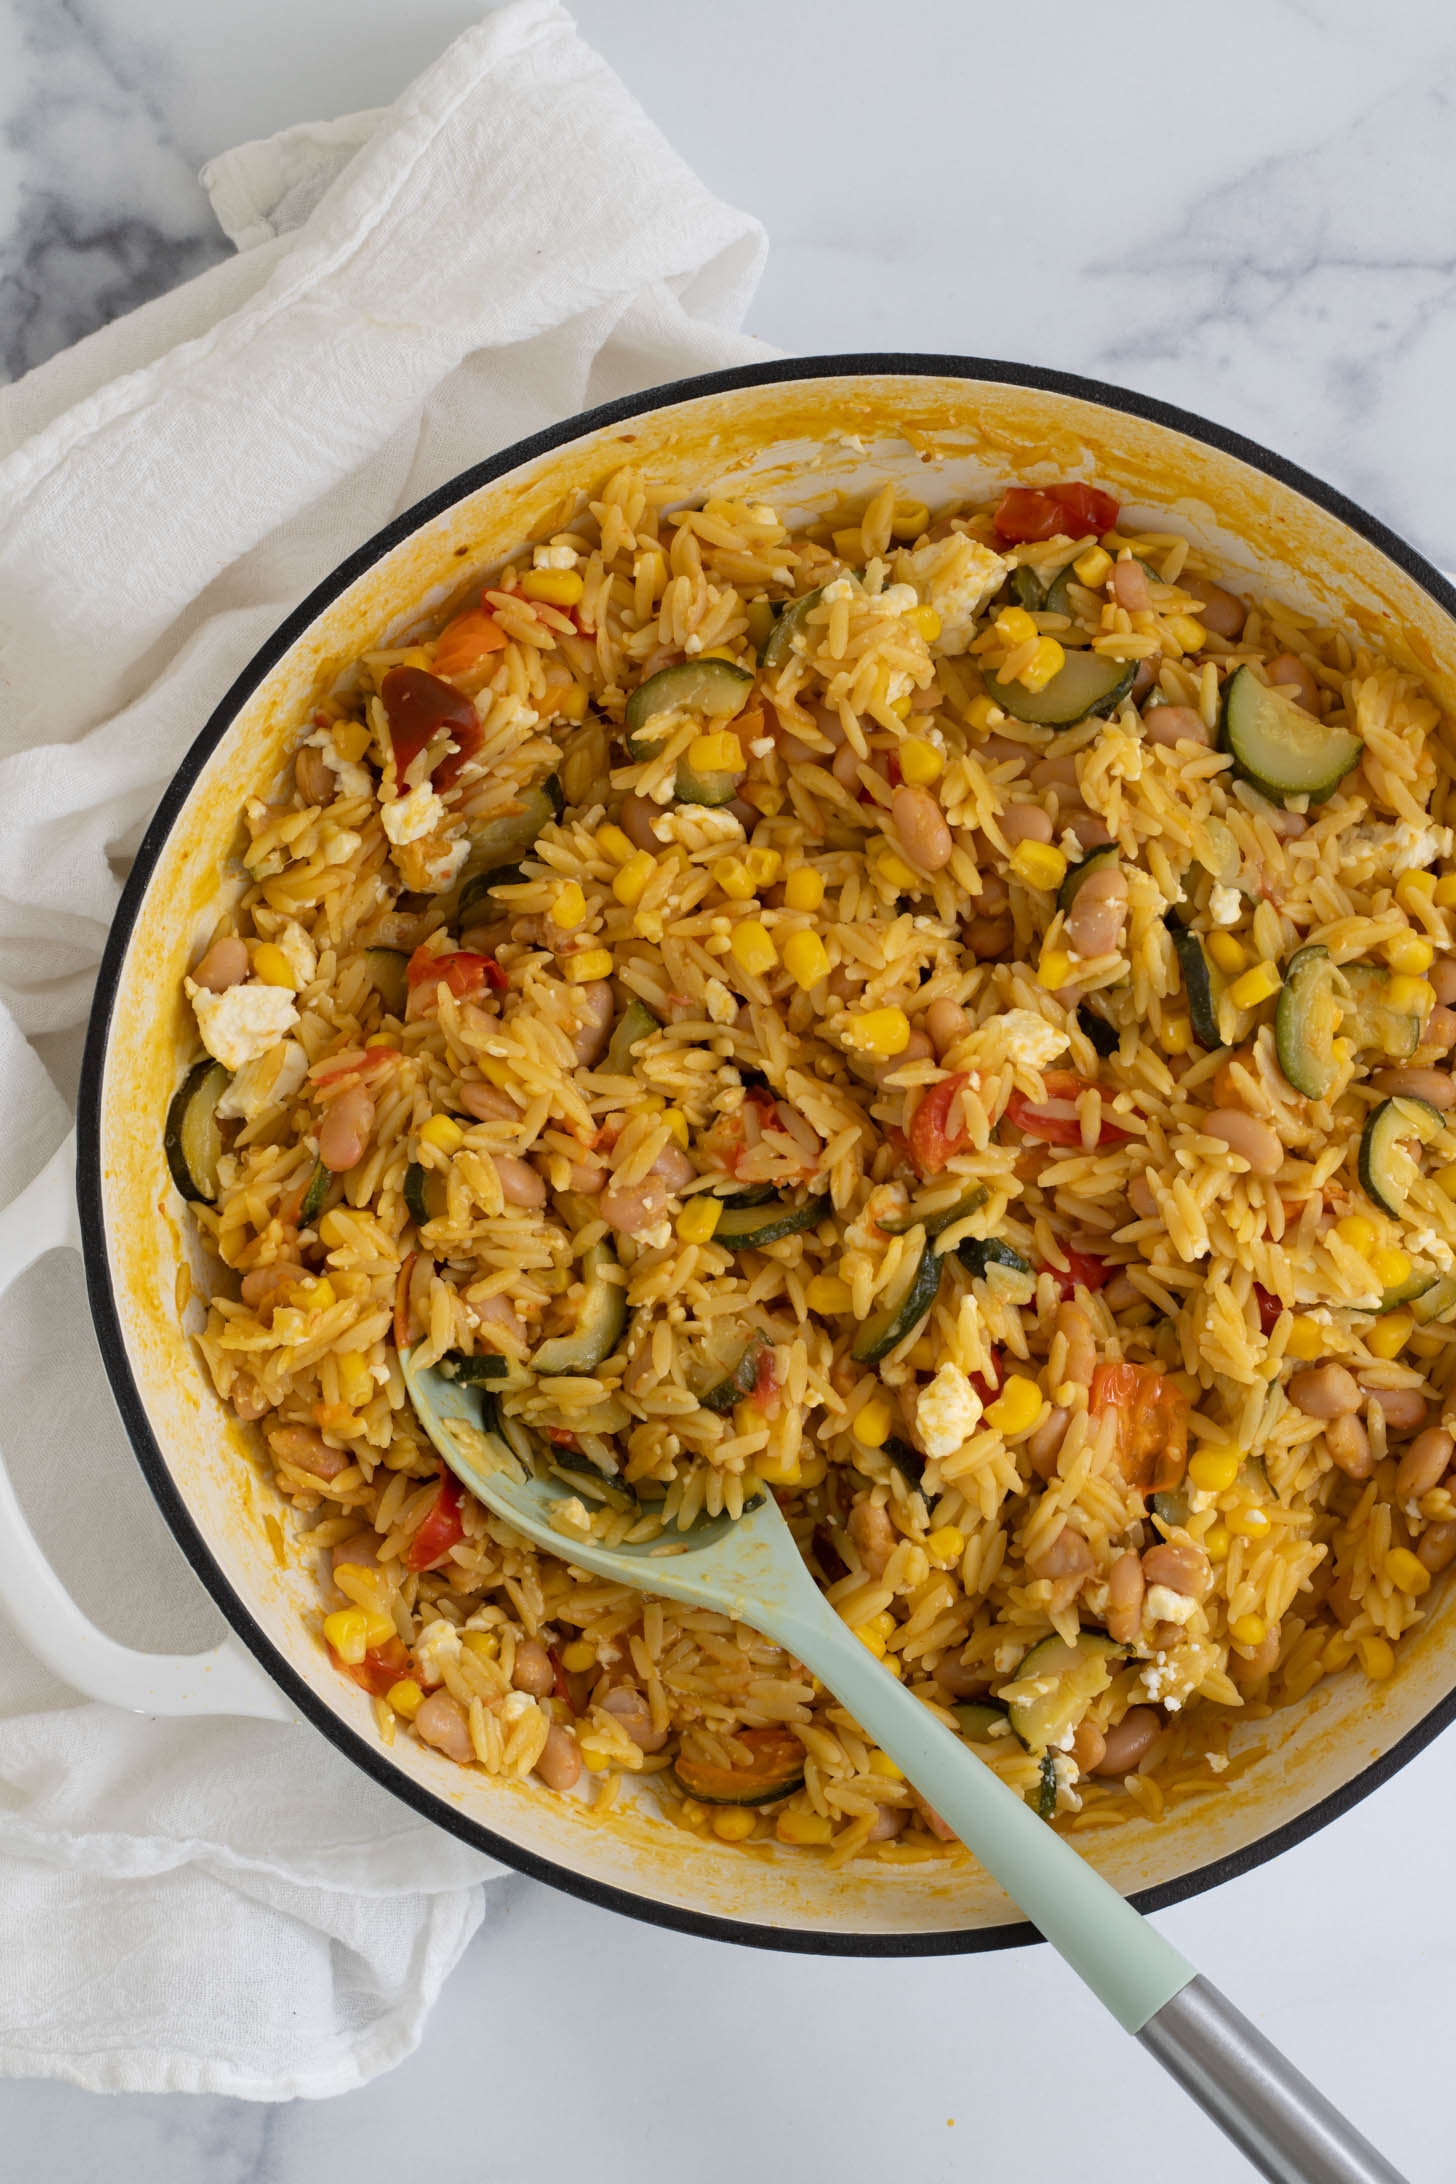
1386,1547,1432,1596
890,499,931,541
986,1375,1041,1437
323,1609,369,1665
776,1808,835,1846
1370,1245,1412,1289
1335,1214,1376,1257
661,1107,689,1148
519,567,584,606
712,856,757,901
596,823,635,866
994,605,1037,648
1038,946,1075,993
688,731,744,774
332,718,371,763
888,693,913,721
1396,871,1438,914
1388,975,1435,1019
1168,614,1207,653
1435,874,1456,909
1286,1315,1325,1360
292,1276,336,1311
832,527,864,562
784,867,825,912
386,1678,424,1718
550,881,586,928
868,1749,904,1780
251,942,297,988
796,1451,828,1488
1073,545,1112,586
755,1444,803,1485
1227,960,1281,1009
806,1273,853,1314
560,1640,596,1673
711,1807,758,1841
845,1006,911,1058
557,681,589,721
966,694,1005,731
730,919,778,977
360,1610,396,1648
898,735,943,786
337,1352,376,1410
866,1612,896,1643
746,845,783,887
612,850,656,906
678,1798,709,1827
855,1395,895,1447
317,1210,352,1248
333,1561,389,1612
564,948,613,982
1207,932,1248,975
1159,1014,1193,1056
1386,934,1435,975
366,1031,399,1049
1189,1446,1242,1494
1357,1634,1396,1681
926,1525,966,1567
1017,636,1065,694
875,848,921,892
461,1629,499,1661
881,1654,904,1679
1228,1504,1272,1539
1437,1161,1456,1198
420,1113,464,1155
1203,1521,1231,1563
677,1197,721,1245
905,604,942,647
783,929,831,991
1229,1613,1268,1649
1009,839,1068,891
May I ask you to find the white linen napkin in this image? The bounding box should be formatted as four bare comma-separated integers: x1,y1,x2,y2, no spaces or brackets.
0,0,768,2099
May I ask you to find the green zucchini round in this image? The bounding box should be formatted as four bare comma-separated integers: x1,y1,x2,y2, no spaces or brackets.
1219,664,1361,805
761,589,823,671
164,1059,230,1203
983,652,1136,729
1275,944,1342,1099
1357,1095,1443,1218
851,1236,942,1363
623,658,753,754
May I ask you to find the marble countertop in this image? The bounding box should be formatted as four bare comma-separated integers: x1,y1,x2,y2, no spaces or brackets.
4,1,1456,2177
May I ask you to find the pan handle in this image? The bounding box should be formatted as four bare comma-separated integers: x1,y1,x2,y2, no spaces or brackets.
0,1135,294,1723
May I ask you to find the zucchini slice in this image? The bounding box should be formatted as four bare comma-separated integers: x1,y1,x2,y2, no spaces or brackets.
1357,1095,1443,1218
952,1700,1013,1743
1376,1268,1437,1315
1151,1485,1190,1530
673,761,743,807
602,997,660,1078
299,1160,330,1227
879,1179,988,1239
851,1235,942,1364
404,1160,448,1227
438,1350,511,1384
1169,924,1222,1051
1275,944,1342,1099
1339,965,1420,1063
1220,664,1361,805
624,659,754,754
1003,1630,1123,1756
715,1193,826,1250
956,1235,1034,1282
1045,554,1153,620
672,1727,806,1806
164,1059,230,1203
883,1435,927,1490
1057,843,1118,918
1412,1273,1456,1326
744,599,778,657
547,1450,637,1512
697,1331,767,1414
761,588,824,671
532,1237,627,1376
364,946,410,1017
983,653,1136,729
1032,1751,1058,1821
458,862,526,924
1077,1003,1119,1058
462,775,563,874
1008,566,1045,612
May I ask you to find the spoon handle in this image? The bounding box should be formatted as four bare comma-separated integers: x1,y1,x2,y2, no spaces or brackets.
775,1598,1406,2184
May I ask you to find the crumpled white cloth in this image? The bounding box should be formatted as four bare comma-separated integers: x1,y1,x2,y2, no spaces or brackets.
0,0,767,2099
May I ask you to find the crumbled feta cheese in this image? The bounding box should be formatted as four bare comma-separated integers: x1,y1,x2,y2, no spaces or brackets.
1208,884,1242,927
381,783,448,847
412,836,470,894
867,582,919,618
1408,1226,1455,1271
215,1038,308,1123
1051,1751,1083,1814
683,633,703,655
1206,1752,1229,1773
899,535,1008,654
916,1362,982,1460
1339,819,1454,880
322,829,363,867
822,577,855,603
703,977,738,1026
638,1220,673,1250
992,1641,1028,1677
533,543,577,569
304,725,372,799
748,736,775,758
1145,1584,1198,1627
186,979,300,1073
274,921,317,988
998,1008,1071,1071
499,1689,537,1725
414,1618,463,1688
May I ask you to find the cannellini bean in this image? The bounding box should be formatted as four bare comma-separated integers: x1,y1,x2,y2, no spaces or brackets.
1024,1404,1069,1482
1111,558,1151,612
1265,652,1319,712
268,1423,347,1479
1429,958,1456,1008
1130,657,1161,704
456,1081,521,1123
1102,1271,1143,1314
964,916,1013,961
1419,1006,1456,1056
460,918,512,958
849,1500,897,1580
1055,1301,1097,1390
892,785,953,872
295,744,335,805
1127,1171,1158,1220
867,1803,907,1841
599,1179,669,1236
914,1796,958,1842
1070,1721,1107,1773
618,794,662,853
330,1531,380,1576
1202,1108,1282,1177
651,1144,697,1194
1027,1523,1092,1583
1105,1552,1146,1645
854,1027,934,1090
999,802,1054,848
1418,1521,1456,1576
537,1723,582,1792
567,1156,607,1193
1061,808,1114,853
191,934,251,992
490,1154,546,1209
1363,1385,1428,1436
931,1655,986,1699
1371,1067,1456,1110
1030,753,1081,795
572,980,615,1066
1288,1364,1362,1419
230,1375,269,1421
1064,863,1128,958
832,742,865,792
240,1263,302,1309
414,1690,474,1763
977,733,1033,768
1142,705,1209,749
512,1639,555,1696
1326,1411,1374,1480
1396,1428,1454,1502
1142,1539,1211,1599
599,1684,668,1754
318,1084,375,1173
1178,575,1246,640
1262,805,1308,841
472,1290,527,1348
924,997,969,1056
1092,1708,1158,1776
1230,1623,1281,1682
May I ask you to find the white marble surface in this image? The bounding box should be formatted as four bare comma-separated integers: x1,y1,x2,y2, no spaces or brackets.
4,0,1456,2176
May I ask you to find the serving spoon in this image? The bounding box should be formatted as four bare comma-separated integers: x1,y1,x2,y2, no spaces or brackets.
403,1350,1404,2184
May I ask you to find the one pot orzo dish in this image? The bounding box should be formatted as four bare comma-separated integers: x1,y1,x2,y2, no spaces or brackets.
167,465,1456,1857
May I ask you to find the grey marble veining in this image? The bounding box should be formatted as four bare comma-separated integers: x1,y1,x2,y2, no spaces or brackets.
3,1,1456,2178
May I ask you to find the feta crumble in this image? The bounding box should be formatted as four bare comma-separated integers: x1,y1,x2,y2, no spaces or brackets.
916,1363,982,1459
1145,1584,1198,1627
381,783,448,847
898,534,1008,654
1208,884,1242,927
186,979,300,1073
533,543,577,569
216,1038,308,1123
